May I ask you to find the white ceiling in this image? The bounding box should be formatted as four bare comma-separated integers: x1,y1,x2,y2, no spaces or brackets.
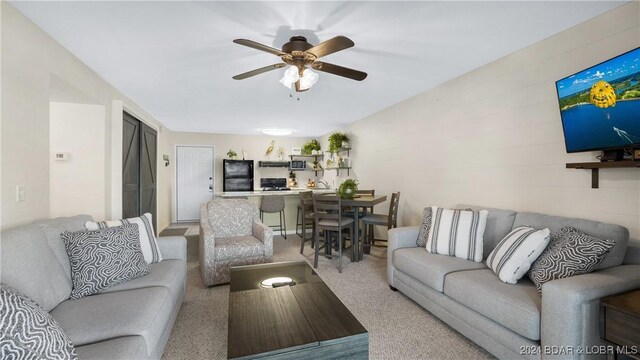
11,1,626,137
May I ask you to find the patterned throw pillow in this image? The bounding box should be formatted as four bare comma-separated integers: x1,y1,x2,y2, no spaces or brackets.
426,207,488,262
487,226,550,284
527,227,615,294
85,213,162,264
417,207,472,247
0,284,77,360
62,224,150,300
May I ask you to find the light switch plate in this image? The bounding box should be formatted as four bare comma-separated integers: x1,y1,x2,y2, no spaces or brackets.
54,152,69,161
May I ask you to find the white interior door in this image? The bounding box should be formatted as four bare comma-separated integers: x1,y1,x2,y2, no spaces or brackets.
176,146,214,222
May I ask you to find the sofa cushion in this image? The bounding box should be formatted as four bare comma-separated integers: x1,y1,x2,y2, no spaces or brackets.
85,213,163,264
444,269,541,340
37,215,94,282
528,227,615,293
0,225,71,312
427,207,488,262
51,287,173,356
393,247,487,292
487,226,550,284
62,224,150,300
215,236,266,261
0,284,77,360
513,212,628,270
456,206,518,259
75,336,147,360
100,260,186,303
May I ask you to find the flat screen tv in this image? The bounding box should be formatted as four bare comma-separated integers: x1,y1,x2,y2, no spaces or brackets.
556,47,640,154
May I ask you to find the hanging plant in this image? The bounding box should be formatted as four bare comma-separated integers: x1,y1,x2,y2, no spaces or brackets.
302,139,321,155
328,132,350,153
337,178,359,199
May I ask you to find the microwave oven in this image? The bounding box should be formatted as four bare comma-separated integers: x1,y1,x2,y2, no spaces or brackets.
289,160,307,170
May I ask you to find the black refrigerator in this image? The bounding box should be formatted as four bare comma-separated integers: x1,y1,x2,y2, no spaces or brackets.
223,160,254,192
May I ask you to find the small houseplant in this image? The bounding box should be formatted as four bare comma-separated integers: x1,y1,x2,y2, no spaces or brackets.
328,132,350,153
337,178,359,199
227,149,237,159
302,139,321,155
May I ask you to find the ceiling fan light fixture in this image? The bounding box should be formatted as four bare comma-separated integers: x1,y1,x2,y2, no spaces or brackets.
279,66,299,89
261,128,295,136
299,68,319,91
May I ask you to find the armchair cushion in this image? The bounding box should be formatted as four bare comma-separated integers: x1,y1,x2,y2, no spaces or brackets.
207,199,258,238
214,236,266,262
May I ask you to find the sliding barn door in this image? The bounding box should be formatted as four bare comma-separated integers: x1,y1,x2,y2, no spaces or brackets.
140,123,157,230
122,112,157,231
122,114,141,219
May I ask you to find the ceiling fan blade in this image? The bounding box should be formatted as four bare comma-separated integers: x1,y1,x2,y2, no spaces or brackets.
306,36,354,59
233,39,286,57
312,61,367,81
232,63,286,80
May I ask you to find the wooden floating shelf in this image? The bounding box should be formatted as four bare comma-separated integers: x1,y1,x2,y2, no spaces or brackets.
566,160,640,189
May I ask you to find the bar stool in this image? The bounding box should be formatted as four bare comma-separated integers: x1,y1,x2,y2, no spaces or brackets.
313,194,354,273
296,191,314,238
360,192,400,250
260,195,286,239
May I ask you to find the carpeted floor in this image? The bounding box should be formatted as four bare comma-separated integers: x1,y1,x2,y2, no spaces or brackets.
161,234,493,360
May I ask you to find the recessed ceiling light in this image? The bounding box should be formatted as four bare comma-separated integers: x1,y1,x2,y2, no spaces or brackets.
261,128,295,136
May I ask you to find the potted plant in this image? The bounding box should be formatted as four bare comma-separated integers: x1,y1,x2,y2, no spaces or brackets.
227,149,237,159
328,132,350,153
337,178,359,199
302,139,321,155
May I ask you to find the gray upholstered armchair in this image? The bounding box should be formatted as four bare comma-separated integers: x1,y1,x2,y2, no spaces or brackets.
199,199,273,286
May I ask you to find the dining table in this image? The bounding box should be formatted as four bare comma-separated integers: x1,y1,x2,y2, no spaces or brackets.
341,194,387,261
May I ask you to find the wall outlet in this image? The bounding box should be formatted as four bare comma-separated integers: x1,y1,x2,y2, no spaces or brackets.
16,185,26,202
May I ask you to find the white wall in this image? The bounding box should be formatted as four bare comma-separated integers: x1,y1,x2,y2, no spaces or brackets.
328,2,640,238
1,3,167,229
50,102,106,219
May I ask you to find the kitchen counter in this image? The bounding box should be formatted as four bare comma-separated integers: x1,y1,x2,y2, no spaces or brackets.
215,188,334,197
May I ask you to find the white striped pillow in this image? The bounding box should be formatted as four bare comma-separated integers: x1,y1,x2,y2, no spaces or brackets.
85,213,162,264
487,226,550,284
426,207,488,262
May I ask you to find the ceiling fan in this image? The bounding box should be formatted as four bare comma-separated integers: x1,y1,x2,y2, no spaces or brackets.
232,35,367,92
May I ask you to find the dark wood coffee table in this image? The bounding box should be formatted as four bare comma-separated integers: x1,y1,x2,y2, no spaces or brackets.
227,261,368,359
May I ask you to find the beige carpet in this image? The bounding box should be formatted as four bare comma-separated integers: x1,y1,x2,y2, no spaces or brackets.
161,235,493,360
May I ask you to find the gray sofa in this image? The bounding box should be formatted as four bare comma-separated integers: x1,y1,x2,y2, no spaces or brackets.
387,207,640,359
0,215,187,360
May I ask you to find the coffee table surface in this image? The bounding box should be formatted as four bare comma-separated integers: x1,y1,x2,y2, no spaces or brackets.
228,261,368,359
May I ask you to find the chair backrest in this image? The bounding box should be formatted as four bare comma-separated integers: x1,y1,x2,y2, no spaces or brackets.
206,199,258,237
387,192,401,229
356,189,375,196
260,195,285,213
299,191,313,211
313,194,343,222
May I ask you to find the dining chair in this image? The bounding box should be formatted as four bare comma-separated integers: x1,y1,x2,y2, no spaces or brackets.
260,195,286,239
313,194,354,273
298,192,315,254
343,189,375,245
360,192,400,249
296,190,313,238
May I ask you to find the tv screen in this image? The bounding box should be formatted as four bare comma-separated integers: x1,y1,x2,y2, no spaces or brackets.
556,47,640,153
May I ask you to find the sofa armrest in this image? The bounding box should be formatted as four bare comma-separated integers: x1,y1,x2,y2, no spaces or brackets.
157,236,187,261
541,264,640,359
253,220,273,258
387,226,420,287
388,226,420,255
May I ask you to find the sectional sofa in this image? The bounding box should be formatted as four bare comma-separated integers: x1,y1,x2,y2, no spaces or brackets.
387,207,640,359
1,215,187,359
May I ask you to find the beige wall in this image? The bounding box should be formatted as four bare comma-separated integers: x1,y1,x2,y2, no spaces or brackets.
1,3,167,229
328,2,640,238
161,131,314,230
49,102,106,220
